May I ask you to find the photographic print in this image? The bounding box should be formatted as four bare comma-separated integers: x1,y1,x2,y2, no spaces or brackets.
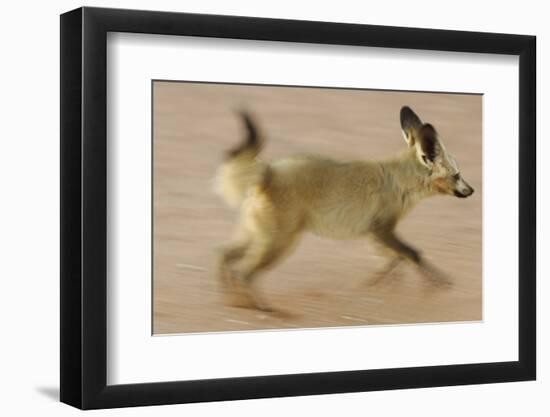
61,8,536,408
152,81,482,335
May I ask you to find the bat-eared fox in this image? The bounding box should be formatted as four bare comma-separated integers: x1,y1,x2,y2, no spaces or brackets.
215,106,474,311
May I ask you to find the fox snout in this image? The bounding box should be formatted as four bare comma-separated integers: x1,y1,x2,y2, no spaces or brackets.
454,179,474,198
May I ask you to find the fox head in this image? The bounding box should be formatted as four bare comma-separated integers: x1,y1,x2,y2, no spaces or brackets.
400,106,474,199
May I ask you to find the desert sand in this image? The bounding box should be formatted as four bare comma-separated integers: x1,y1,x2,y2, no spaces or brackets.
152,81,482,334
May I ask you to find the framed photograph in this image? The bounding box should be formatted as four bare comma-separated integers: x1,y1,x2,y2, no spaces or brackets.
60,6,536,410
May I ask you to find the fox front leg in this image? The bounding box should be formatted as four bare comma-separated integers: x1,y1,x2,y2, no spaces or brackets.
367,256,403,286
373,231,452,286
415,260,453,287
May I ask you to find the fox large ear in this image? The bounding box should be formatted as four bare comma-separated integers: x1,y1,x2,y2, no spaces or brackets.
416,123,442,168
400,106,422,147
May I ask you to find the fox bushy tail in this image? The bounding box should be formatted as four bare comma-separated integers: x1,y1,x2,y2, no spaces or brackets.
214,111,268,208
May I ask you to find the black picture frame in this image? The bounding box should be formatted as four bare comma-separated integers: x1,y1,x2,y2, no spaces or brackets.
60,6,536,410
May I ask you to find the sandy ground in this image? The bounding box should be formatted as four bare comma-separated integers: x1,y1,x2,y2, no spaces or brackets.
152,81,482,334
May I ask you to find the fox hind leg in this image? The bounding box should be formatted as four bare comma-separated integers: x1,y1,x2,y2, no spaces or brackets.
216,241,248,290
231,238,297,311
219,189,303,310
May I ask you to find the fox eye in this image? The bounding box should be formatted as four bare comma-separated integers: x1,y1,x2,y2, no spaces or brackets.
452,173,461,181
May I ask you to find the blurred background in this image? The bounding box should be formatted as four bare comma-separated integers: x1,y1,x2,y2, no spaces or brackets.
153,81,482,334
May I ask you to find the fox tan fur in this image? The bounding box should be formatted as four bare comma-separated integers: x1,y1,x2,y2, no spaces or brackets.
215,107,474,311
